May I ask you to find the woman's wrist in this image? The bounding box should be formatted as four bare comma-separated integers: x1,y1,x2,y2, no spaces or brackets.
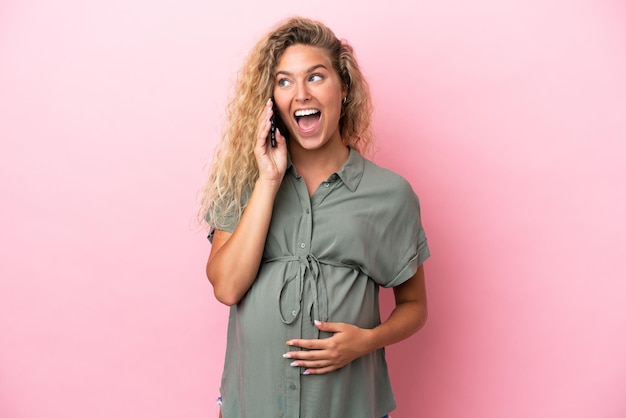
255,176,283,192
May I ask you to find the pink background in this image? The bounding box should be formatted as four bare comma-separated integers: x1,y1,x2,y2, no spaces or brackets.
1,0,625,417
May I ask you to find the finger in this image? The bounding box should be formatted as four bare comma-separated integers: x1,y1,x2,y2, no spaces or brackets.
286,338,329,350
283,347,330,361
256,99,273,148
288,358,331,369
302,365,338,375
313,320,344,333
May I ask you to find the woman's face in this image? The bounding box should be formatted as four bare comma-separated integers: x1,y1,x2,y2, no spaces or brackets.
273,44,347,152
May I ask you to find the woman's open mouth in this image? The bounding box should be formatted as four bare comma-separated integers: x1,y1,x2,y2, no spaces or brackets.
294,109,321,133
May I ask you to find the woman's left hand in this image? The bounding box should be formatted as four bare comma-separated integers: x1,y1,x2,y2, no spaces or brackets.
283,321,375,375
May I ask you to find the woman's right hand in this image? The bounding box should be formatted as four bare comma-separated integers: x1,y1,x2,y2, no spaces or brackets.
207,99,288,306
254,98,288,185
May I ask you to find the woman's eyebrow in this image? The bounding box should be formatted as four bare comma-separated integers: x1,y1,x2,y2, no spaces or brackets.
275,64,328,77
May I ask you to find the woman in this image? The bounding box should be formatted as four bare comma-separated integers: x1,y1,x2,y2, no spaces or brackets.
201,16,430,418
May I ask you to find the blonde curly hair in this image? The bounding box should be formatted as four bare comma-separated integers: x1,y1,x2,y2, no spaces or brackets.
200,16,374,228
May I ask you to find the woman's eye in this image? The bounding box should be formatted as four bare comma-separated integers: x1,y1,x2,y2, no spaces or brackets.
277,78,291,87
309,74,323,82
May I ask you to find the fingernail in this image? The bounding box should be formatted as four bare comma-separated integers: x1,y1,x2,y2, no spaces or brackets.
267,98,272,104
290,361,298,367
314,320,321,326
286,340,293,346
283,353,292,358
303,371,310,375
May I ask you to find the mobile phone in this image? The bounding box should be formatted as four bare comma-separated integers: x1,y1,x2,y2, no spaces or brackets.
270,98,277,147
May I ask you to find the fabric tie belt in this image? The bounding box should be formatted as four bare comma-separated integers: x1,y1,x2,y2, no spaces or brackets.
264,254,358,335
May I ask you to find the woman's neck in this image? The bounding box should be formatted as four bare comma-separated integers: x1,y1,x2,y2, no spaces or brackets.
290,140,350,196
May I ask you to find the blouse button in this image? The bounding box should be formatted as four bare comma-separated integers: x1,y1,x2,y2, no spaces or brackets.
300,243,306,249
323,182,330,188
289,384,297,390
305,208,310,214
291,310,297,316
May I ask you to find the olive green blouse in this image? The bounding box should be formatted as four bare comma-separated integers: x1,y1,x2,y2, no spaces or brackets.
208,148,430,418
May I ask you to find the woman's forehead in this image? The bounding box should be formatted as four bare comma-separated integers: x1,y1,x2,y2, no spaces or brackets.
276,44,333,73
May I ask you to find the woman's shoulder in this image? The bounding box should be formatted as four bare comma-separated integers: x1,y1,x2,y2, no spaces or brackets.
360,156,417,196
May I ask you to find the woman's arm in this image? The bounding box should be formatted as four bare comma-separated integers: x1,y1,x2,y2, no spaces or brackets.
207,178,280,305
206,99,288,306
283,264,428,374
365,263,428,348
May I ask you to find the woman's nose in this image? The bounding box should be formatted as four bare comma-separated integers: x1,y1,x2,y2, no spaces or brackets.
294,83,311,102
